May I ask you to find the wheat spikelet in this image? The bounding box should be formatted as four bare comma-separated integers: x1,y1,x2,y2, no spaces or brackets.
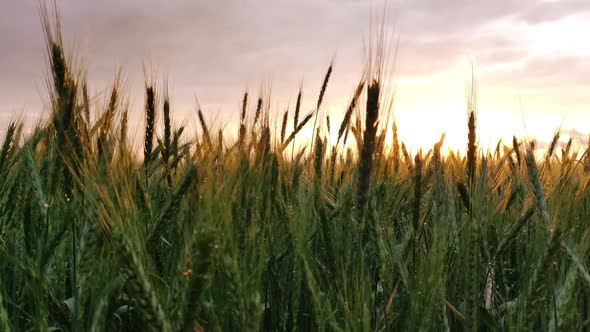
546,131,560,163
432,133,445,173
310,65,333,150
280,109,289,145
354,80,380,223
401,142,412,170
525,144,549,223
76,220,107,327
456,181,470,213
98,78,119,161
561,137,572,161
294,88,302,131
42,11,84,197
493,206,534,258
238,91,248,144
412,151,423,231
119,108,128,155
549,257,580,331
337,79,364,145
467,111,477,187
89,274,127,332
314,129,324,180
162,96,171,163
118,237,172,332
144,85,156,165
316,64,332,110
0,281,10,332
253,97,263,126
0,122,16,173
148,164,198,254
343,124,351,147
466,218,480,331
241,90,248,123
258,126,271,165
391,121,399,172
197,109,212,149
281,111,315,151
512,136,521,167
180,233,214,332
522,228,562,330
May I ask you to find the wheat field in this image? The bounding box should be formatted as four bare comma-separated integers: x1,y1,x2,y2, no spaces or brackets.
1,6,590,332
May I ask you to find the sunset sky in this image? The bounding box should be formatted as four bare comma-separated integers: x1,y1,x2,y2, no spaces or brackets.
1,0,589,152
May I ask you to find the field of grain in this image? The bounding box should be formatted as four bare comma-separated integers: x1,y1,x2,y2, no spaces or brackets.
1,7,590,332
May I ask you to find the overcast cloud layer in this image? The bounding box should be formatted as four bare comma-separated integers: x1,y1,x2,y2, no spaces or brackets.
1,0,589,149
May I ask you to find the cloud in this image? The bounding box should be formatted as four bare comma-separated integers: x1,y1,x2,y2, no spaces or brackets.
483,53,590,89
515,0,590,24
0,0,588,143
